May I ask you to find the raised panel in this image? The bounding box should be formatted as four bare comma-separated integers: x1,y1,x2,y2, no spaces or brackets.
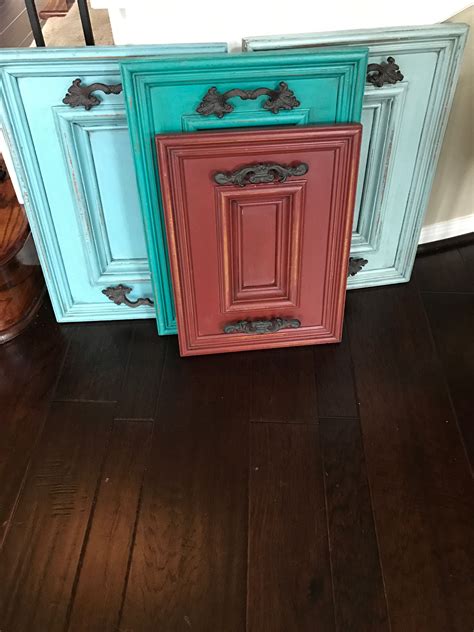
121,47,368,334
156,126,362,356
217,184,305,313
243,24,469,289
54,105,149,286
0,44,227,322
352,82,407,252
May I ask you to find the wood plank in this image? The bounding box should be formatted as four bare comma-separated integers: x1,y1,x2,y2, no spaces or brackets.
248,423,335,632
458,242,474,285
0,301,66,540
119,338,250,632
346,284,474,631
0,401,114,632
251,346,317,423
319,417,389,631
313,325,358,418
67,420,153,632
421,291,474,469
114,321,167,420
54,322,133,402
414,248,473,292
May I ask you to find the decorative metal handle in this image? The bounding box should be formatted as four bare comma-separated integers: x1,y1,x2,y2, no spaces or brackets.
197,81,300,118
63,78,123,110
348,257,368,277
366,57,403,88
214,162,308,187
102,284,154,308
224,318,301,335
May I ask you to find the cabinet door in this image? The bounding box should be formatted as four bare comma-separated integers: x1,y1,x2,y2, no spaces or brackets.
121,47,368,334
156,126,361,356
0,44,226,322
243,24,469,288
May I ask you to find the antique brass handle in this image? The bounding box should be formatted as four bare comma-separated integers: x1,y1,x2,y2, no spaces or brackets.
63,78,123,110
348,257,368,277
366,57,404,88
102,284,154,308
223,318,301,335
214,161,308,187
196,81,300,118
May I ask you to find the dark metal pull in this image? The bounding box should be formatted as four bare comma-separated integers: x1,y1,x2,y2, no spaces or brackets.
214,162,308,187
63,79,123,110
366,57,404,88
197,81,300,118
348,257,368,277
102,284,154,308
224,318,301,335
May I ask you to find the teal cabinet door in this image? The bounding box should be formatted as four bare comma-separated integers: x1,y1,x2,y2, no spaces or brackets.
243,24,469,289
121,48,368,334
0,44,226,322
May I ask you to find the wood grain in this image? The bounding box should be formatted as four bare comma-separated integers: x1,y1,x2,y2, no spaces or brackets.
319,417,389,631
0,174,44,342
248,423,335,631
54,322,133,402
414,248,473,293
114,321,167,420
346,284,474,631
0,301,66,541
420,291,474,469
67,420,153,632
119,339,250,631
313,325,358,418
0,401,114,632
251,346,317,423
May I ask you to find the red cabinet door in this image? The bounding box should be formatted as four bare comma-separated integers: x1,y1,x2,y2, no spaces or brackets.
156,125,361,356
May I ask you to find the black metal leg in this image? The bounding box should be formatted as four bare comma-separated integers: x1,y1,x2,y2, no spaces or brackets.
77,0,95,46
24,0,46,47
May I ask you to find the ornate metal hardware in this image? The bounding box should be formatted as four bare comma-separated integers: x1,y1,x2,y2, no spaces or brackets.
348,257,368,277
223,317,301,335
214,161,308,187
102,284,154,308
63,78,123,110
196,81,300,118
366,57,404,88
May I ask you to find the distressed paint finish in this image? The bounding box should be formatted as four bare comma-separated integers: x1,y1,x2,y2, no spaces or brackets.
156,126,362,356
0,44,226,323
243,24,469,288
121,47,368,334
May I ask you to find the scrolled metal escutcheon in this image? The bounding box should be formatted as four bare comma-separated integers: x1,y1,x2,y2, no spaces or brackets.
102,284,154,308
348,257,368,277
223,318,301,335
366,57,404,88
214,161,308,187
62,78,123,110
196,81,300,118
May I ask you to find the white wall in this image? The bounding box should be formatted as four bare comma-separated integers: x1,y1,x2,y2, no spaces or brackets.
420,5,474,242
91,0,471,51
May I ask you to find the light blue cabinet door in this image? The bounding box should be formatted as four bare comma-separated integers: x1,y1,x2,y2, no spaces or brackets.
244,24,469,288
0,44,226,322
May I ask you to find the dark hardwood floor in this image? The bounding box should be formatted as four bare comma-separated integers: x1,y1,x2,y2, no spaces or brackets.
1,242,473,631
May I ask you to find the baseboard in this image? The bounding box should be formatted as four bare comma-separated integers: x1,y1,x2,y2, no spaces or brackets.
419,214,474,244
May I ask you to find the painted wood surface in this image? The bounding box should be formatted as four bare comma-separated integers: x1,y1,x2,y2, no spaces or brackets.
156,125,362,355
0,44,226,323
243,24,469,288
121,47,368,334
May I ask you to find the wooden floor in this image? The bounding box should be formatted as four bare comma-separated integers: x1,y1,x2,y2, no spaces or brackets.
1,242,473,632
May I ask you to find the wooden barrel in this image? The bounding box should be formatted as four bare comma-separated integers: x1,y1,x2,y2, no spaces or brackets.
0,170,45,343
